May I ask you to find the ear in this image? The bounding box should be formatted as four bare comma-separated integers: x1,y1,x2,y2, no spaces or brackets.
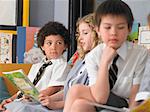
128,27,132,33
95,26,101,37
64,44,68,50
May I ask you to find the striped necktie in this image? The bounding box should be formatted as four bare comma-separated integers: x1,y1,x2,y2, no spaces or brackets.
17,61,52,99
109,54,119,89
33,61,52,85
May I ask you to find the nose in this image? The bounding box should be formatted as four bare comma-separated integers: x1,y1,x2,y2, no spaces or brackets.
78,35,82,40
78,34,85,42
111,27,117,36
51,43,56,49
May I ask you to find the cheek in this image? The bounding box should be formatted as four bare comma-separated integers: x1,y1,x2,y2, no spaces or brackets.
58,46,66,52
101,36,107,43
85,39,93,50
119,32,128,41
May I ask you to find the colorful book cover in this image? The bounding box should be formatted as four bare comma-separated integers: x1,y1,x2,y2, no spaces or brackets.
0,32,13,63
3,69,39,102
131,98,150,112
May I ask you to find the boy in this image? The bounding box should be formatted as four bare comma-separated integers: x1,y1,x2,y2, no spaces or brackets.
63,0,148,112
0,21,70,112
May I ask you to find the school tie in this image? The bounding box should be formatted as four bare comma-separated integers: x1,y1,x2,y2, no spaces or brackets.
17,61,52,99
33,61,52,85
109,54,119,90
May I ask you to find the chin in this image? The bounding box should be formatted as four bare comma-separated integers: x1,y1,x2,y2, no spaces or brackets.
110,45,120,50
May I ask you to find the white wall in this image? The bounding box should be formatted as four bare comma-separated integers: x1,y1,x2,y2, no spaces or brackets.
30,0,54,27
54,0,69,28
123,0,150,26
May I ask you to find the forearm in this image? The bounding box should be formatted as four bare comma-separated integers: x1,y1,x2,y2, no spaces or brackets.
90,62,110,104
50,90,64,101
129,85,140,109
40,86,63,96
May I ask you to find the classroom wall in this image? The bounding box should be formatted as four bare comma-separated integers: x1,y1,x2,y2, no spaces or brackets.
122,0,150,26
29,0,54,27
29,0,68,28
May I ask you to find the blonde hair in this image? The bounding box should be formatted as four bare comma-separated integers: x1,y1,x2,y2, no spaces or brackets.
76,13,101,59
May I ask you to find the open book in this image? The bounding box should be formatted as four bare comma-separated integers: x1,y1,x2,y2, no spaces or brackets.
3,69,39,102
88,102,129,112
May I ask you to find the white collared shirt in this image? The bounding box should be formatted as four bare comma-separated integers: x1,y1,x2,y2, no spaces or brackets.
28,56,70,91
85,41,148,99
68,61,86,88
135,55,150,101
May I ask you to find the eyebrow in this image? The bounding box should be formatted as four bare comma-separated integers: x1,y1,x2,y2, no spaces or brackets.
102,23,127,26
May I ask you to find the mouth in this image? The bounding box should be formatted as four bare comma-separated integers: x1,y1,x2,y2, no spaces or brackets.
109,39,118,43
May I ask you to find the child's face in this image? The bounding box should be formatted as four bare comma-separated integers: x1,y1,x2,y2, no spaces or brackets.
41,35,66,60
78,22,94,52
97,15,131,49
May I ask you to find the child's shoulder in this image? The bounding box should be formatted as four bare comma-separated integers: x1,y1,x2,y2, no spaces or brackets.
128,41,148,56
51,56,67,64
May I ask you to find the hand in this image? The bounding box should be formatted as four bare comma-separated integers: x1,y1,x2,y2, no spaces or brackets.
38,93,48,102
39,94,52,108
22,95,34,102
101,46,117,64
0,98,12,110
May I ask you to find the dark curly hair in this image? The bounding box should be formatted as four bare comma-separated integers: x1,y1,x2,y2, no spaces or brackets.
37,21,70,48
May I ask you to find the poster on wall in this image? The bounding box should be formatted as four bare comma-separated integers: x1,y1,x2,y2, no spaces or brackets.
0,33,13,63
17,26,44,64
0,0,17,26
138,26,150,49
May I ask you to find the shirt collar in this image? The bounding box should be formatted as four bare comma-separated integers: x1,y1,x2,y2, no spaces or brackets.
116,41,127,61
41,55,65,64
42,56,52,64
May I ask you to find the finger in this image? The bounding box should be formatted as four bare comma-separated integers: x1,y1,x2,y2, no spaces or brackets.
0,105,6,111
1,100,7,105
38,93,45,98
39,95,47,101
40,100,49,106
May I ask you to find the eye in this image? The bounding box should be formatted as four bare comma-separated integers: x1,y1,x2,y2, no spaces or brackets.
45,41,52,46
56,41,64,45
104,26,111,29
118,26,125,29
83,32,88,35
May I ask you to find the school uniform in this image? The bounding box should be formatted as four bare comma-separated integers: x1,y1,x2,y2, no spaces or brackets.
64,59,89,99
135,55,150,102
28,56,70,91
5,56,70,112
85,41,148,110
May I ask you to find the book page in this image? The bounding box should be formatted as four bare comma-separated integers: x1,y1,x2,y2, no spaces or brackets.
88,102,129,112
3,69,39,102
